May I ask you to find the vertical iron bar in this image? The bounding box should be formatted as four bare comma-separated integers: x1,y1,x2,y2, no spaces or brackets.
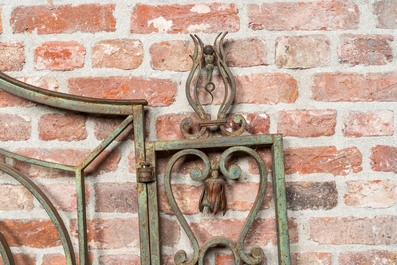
272,135,291,265
133,105,151,265
146,143,160,264
75,169,88,265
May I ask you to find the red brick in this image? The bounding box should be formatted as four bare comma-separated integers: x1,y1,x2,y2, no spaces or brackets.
159,217,180,247
159,183,201,215
248,0,359,31
95,182,137,213
150,40,193,71
11,4,116,34
237,112,270,135
191,217,298,246
42,253,93,265
39,183,90,212
13,148,120,178
224,37,267,67
276,35,330,69
214,253,267,264
339,251,397,265
0,77,58,107
0,114,31,141
310,216,397,245
130,4,239,34
98,254,140,265
292,253,332,265
0,184,33,210
71,218,139,249
68,77,176,107
278,110,336,137
0,42,25,71
371,145,397,173
236,73,298,104
156,113,201,140
286,181,338,210
94,117,134,141
312,72,397,102
338,34,393,65
285,146,362,176
374,0,397,29
0,254,35,265
343,110,394,137
92,39,143,70
0,219,61,248
35,41,85,71
344,179,397,208
38,113,87,141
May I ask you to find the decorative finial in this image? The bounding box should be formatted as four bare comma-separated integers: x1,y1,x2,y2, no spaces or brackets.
181,32,247,139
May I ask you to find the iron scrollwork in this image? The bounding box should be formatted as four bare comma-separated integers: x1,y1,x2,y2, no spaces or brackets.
164,147,267,265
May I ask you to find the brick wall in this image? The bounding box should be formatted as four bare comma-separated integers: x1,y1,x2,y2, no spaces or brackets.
0,0,397,264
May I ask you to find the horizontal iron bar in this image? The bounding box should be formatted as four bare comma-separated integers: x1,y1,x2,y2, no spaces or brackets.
0,72,147,115
0,148,76,172
154,134,281,151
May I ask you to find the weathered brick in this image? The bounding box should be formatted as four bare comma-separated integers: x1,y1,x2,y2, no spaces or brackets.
275,35,330,69
214,253,267,264
0,114,31,141
284,146,362,176
0,219,61,248
39,183,90,212
339,251,397,265
191,217,298,246
286,181,338,211
236,73,298,104
292,252,332,265
150,40,193,72
0,184,33,211
95,182,137,213
38,113,87,141
278,110,336,137
0,254,35,265
237,112,270,135
156,113,201,140
71,218,139,249
371,145,397,173
159,217,181,247
35,41,85,71
13,148,120,178
312,72,397,102
130,4,239,34
42,253,93,265
338,34,393,65
224,37,267,67
344,179,397,208
0,42,25,71
98,254,140,265
374,0,397,29
310,216,397,245
92,39,143,70
11,4,116,34
94,117,133,141
68,77,176,107
248,1,359,31
0,77,58,107
343,110,394,137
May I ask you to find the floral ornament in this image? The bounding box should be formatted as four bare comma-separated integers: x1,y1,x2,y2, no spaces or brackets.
199,161,227,215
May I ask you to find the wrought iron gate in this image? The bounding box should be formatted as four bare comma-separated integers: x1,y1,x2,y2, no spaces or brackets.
0,33,290,264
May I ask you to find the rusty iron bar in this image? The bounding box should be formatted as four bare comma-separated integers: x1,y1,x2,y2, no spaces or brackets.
0,231,15,265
